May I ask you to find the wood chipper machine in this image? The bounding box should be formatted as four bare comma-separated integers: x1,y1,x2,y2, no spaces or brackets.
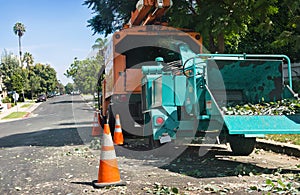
141,43,300,155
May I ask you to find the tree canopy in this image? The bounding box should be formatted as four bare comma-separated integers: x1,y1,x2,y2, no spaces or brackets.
84,0,300,61
83,0,136,36
30,63,58,94
65,56,102,94
65,83,74,94
13,22,26,37
0,50,22,92
65,37,106,94
0,51,59,100
23,52,34,68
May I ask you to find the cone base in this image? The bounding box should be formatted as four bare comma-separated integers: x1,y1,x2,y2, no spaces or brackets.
114,141,124,145
113,133,124,145
92,180,126,188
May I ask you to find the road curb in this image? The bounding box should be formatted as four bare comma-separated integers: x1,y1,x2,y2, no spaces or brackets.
256,139,300,157
27,102,42,113
23,112,31,118
0,102,42,123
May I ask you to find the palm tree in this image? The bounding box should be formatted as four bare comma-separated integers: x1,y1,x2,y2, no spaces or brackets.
92,37,107,56
13,22,26,66
23,52,34,69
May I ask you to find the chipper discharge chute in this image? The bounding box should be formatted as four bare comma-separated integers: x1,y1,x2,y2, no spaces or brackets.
141,51,300,155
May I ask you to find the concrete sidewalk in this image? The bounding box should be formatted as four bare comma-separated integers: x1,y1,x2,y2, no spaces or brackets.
0,101,42,123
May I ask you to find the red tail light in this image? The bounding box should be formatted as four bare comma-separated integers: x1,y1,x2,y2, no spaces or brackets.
155,117,164,126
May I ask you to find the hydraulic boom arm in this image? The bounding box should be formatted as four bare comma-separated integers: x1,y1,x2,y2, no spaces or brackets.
128,0,172,27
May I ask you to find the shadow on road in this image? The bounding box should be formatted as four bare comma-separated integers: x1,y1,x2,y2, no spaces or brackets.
50,100,86,104
70,181,93,187
59,121,92,126
81,108,95,111
0,127,93,147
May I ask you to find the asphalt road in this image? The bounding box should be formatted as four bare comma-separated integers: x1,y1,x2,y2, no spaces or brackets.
0,95,99,194
0,95,95,147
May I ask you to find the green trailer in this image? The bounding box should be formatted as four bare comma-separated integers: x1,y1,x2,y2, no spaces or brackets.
141,46,300,155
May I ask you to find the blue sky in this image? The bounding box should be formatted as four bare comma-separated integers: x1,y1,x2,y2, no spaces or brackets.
0,0,99,85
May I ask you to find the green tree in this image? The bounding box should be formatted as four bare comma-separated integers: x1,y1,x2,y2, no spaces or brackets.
0,50,22,92
23,52,34,69
23,52,35,98
13,22,26,65
231,0,300,61
56,82,65,95
83,0,136,36
65,57,101,94
167,0,281,53
269,0,300,61
64,57,80,79
271,0,300,50
11,68,28,95
26,66,41,99
45,65,58,93
31,63,58,94
65,83,74,94
0,50,29,101
1,50,59,99
84,0,295,55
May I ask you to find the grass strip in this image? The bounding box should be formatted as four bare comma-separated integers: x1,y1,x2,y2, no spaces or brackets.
266,134,300,145
2,112,28,119
21,103,32,108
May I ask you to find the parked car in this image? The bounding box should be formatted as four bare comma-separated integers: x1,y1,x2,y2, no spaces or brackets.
47,93,55,98
37,94,47,102
71,90,80,95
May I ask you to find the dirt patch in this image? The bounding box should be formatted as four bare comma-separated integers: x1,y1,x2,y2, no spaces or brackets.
0,142,299,194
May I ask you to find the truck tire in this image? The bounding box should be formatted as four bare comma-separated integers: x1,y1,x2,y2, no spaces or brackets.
228,135,256,156
148,135,161,149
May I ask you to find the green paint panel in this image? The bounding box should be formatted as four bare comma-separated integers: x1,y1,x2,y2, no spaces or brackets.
142,74,161,111
224,115,300,134
207,59,283,104
162,75,175,106
174,76,186,106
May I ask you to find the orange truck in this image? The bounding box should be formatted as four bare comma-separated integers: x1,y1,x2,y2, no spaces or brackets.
98,0,202,135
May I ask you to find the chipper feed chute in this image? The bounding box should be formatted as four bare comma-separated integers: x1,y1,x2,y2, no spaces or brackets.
206,54,300,137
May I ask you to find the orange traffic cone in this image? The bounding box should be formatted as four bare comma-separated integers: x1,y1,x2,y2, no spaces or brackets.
91,111,101,137
92,123,125,188
113,114,124,145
